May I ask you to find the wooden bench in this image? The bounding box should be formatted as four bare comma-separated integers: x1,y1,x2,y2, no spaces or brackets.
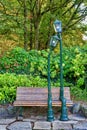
14,87,73,107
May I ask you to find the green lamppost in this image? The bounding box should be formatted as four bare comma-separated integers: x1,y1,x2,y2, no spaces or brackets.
53,20,68,121
47,35,59,122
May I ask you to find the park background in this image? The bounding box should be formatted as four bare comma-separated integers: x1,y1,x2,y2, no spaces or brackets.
0,0,87,104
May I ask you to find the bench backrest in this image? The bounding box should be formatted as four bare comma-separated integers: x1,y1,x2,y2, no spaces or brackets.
16,87,71,101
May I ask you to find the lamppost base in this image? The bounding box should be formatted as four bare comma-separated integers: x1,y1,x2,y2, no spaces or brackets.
60,117,69,121
60,98,69,121
47,110,54,122
60,114,69,121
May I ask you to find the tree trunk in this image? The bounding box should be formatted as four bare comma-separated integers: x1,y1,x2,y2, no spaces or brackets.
45,0,53,49
29,0,33,50
34,0,41,50
34,21,40,50
24,0,27,50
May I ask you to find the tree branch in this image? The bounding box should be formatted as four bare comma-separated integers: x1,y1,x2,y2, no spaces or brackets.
64,1,83,29
0,1,6,14
62,0,77,15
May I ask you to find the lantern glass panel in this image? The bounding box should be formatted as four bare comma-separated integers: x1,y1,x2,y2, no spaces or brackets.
50,36,58,47
53,20,62,33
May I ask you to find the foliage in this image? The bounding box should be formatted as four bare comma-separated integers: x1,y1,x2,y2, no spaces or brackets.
0,73,48,103
0,0,87,51
0,46,87,87
0,73,86,104
0,45,87,103
71,87,87,101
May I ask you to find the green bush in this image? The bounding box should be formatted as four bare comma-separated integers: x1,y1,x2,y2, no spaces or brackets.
0,46,87,88
0,47,30,74
0,73,48,103
71,87,87,101
0,73,86,103
0,45,87,102
0,73,73,103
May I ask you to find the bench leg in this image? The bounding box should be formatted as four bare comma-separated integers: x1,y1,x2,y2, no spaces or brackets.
16,107,23,121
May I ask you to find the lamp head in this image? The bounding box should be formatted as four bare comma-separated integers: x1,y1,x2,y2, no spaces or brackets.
53,20,62,33
50,35,59,47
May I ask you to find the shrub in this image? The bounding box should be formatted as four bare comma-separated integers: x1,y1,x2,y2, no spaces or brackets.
0,73,48,103
0,46,87,88
0,45,87,102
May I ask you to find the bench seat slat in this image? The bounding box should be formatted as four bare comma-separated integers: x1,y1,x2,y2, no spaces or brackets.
14,87,73,107
14,100,73,107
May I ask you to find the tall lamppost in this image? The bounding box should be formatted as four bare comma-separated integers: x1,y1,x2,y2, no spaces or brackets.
47,35,59,122
53,20,68,121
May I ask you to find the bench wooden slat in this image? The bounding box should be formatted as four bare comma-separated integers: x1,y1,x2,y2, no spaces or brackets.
16,93,70,100
16,87,70,93
14,87,73,107
14,100,73,107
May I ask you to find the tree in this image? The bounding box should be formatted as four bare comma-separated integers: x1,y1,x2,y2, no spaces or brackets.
0,0,87,52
